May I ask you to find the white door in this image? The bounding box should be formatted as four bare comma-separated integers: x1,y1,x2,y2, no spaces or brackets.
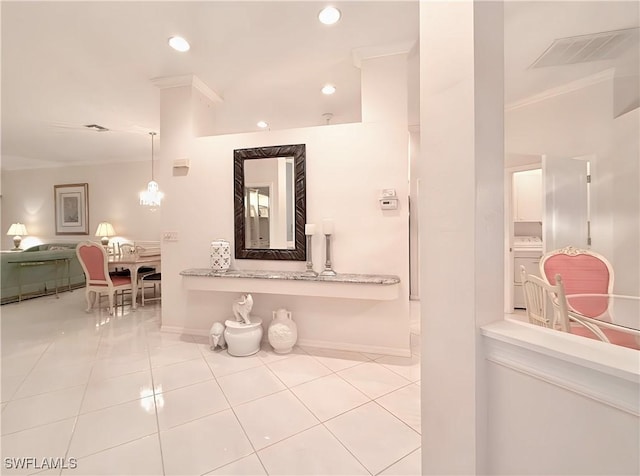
542,155,590,252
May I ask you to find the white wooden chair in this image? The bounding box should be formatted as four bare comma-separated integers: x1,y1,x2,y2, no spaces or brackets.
520,266,569,332
112,242,157,303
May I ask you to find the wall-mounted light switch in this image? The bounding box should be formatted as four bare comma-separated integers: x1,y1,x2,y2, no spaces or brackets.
163,231,179,241
379,188,398,209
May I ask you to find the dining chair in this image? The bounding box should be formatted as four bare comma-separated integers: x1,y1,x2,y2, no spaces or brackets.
140,272,161,306
538,249,639,349
520,266,570,331
539,246,613,319
106,242,119,257
520,265,624,341
76,241,133,315
110,242,156,279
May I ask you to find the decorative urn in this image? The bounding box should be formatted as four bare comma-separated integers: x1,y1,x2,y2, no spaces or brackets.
267,308,298,354
210,239,231,273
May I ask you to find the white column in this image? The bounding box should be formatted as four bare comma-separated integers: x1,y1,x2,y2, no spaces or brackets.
152,75,220,324
419,1,504,473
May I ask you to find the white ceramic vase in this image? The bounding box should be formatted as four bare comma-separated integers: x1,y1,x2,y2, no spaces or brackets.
210,239,231,273
268,308,298,354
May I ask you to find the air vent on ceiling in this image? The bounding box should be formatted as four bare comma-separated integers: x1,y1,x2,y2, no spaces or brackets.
530,27,639,69
83,124,110,132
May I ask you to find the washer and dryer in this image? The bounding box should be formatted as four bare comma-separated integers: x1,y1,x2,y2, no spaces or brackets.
513,236,543,309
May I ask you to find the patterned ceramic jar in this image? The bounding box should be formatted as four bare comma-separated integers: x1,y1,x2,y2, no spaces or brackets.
210,239,231,273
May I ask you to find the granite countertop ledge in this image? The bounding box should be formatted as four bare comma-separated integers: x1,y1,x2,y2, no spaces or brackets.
180,268,400,285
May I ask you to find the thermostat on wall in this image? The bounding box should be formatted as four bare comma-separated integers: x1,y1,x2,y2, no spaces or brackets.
379,189,398,210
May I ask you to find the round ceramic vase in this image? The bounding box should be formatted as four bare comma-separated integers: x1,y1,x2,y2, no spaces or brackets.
210,239,231,273
268,308,298,354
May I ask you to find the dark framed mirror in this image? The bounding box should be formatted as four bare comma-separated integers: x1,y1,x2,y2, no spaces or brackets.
234,144,306,260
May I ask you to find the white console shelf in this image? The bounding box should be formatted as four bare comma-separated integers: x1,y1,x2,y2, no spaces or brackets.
180,269,401,300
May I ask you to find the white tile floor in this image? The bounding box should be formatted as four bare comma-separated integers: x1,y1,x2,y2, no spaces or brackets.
1,292,421,475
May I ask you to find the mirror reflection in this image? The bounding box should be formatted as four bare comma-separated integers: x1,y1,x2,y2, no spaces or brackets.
244,157,296,250
233,144,306,261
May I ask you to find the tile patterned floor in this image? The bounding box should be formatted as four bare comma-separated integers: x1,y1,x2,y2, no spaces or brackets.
1,292,421,475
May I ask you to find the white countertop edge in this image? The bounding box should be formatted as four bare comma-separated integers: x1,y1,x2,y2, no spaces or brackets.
180,268,401,285
483,317,640,379
482,318,639,415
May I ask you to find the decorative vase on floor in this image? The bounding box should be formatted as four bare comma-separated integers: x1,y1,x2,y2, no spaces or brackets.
210,239,231,273
268,308,298,354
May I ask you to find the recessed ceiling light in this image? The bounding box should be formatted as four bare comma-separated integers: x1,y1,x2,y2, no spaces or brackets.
168,36,190,52
321,84,336,95
257,121,268,129
318,6,341,25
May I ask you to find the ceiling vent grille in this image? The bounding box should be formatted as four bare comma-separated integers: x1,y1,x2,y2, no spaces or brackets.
530,27,638,69
83,124,110,132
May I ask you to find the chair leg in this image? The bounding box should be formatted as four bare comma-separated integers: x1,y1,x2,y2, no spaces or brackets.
85,289,93,312
108,292,115,315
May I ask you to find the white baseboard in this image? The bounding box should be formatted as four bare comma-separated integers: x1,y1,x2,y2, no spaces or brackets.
161,325,209,337
160,325,411,357
297,338,411,357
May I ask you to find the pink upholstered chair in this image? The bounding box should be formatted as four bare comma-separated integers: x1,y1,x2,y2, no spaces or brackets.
540,246,613,319
540,246,638,349
76,241,133,315
522,264,638,349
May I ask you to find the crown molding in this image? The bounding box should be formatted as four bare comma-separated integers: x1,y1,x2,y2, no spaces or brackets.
352,40,416,69
505,68,615,112
151,74,223,103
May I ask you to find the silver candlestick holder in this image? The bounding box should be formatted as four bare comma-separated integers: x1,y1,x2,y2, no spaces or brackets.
303,234,317,276
319,234,337,276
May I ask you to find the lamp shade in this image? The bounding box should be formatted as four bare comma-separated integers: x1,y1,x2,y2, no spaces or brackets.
7,223,28,236
7,223,28,250
95,222,115,238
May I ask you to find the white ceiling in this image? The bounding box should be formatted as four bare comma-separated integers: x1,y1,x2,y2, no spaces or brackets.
1,1,638,171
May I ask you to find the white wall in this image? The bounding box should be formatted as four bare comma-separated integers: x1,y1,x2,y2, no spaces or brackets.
486,362,639,475
505,79,640,294
1,161,161,249
155,52,411,355
506,81,613,159
160,121,411,355
607,108,640,295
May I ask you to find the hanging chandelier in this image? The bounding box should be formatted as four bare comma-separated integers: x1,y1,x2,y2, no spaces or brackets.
139,131,163,210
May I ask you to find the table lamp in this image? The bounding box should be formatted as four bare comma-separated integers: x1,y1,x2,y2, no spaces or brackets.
95,222,115,246
6,223,28,250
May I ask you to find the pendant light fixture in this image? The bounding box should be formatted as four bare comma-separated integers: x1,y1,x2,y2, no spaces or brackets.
139,132,163,210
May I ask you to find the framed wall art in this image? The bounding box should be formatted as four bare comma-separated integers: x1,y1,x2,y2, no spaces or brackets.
54,183,89,235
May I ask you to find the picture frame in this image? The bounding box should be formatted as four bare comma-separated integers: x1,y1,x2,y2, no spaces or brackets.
54,183,89,235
